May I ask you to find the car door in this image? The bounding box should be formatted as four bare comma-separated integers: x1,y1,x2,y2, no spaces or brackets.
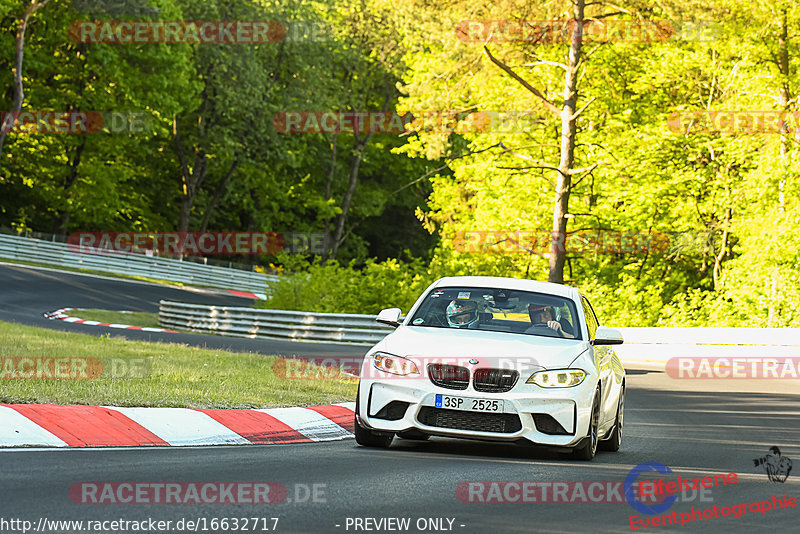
581,295,615,425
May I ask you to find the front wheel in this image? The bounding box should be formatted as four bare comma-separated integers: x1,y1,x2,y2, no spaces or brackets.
573,387,600,461
354,414,394,448
354,391,393,448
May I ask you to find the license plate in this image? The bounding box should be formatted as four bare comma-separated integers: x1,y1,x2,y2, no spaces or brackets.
435,394,503,412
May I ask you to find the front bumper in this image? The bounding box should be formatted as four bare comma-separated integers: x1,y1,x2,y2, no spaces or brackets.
357,373,597,448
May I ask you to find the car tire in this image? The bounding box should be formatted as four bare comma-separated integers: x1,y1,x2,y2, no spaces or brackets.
354,391,394,448
599,385,624,452
573,386,601,461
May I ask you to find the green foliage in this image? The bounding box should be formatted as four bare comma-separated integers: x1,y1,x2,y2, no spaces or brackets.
3,0,800,326
257,254,431,314
0,0,435,262
385,0,800,326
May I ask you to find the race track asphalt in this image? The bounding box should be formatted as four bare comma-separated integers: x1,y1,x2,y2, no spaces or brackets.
1,263,798,533
2,372,798,533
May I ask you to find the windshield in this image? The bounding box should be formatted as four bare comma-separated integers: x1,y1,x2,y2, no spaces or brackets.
408,287,582,340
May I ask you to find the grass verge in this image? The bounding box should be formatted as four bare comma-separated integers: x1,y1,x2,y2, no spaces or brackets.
0,320,356,408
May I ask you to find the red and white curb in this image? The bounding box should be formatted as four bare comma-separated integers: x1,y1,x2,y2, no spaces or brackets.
0,403,355,448
227,290,267,300
43,308,179,333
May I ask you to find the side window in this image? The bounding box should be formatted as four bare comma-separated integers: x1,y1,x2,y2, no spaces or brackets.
581,296,599,339
556,305,576,335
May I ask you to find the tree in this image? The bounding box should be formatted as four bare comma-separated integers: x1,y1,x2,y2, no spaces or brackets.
0,0,194,233
0,0,52,160
317,0,407,259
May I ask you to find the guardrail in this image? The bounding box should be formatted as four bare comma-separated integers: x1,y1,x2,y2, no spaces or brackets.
159,301,396,345
159,301,800,368
613,327,800,370
0,233,277,294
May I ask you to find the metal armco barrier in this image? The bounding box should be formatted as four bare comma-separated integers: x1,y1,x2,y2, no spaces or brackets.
613,327,800,370
159,300,800,360
159,301,396,345
0,233,276,294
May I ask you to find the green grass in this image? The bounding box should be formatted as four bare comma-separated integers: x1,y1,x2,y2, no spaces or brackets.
0,320,356,408
74,309,161,329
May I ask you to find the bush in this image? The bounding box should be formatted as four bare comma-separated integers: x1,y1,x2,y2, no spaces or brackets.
257,255,430,315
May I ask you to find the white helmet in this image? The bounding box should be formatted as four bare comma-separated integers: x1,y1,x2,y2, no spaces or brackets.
446,300,479,328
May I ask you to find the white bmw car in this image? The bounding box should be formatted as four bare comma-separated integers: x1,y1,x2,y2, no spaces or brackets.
354,276,625,460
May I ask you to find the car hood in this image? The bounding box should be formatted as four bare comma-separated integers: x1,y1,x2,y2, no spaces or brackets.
375,325,589,371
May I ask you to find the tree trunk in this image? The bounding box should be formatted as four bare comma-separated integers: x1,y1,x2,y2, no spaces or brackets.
548,1,585,284
777,2,790,213
199,158,238,233
329,140,367,259
54,137,86,234
177,152,207,233
173,117,209,233
713,207,731,291
770,2,791,321
0,0,52,161
322,133,338,258
484,1,592,284
327,96,390,259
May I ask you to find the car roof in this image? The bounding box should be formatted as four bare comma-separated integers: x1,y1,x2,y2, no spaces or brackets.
431,276,580,301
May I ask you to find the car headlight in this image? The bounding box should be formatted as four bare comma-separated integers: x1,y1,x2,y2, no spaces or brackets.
372,352,420,376
527,369,586,388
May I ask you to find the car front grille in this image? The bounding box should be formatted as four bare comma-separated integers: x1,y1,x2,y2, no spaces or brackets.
417,407,522,433
428,363,469,390
473,368,519,393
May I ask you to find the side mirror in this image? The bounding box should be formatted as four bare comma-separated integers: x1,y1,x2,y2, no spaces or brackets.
376,308,402,327
591,326,624,345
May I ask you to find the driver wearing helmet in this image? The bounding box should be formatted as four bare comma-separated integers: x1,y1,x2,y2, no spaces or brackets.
526,303,575,338
446,300,480,329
